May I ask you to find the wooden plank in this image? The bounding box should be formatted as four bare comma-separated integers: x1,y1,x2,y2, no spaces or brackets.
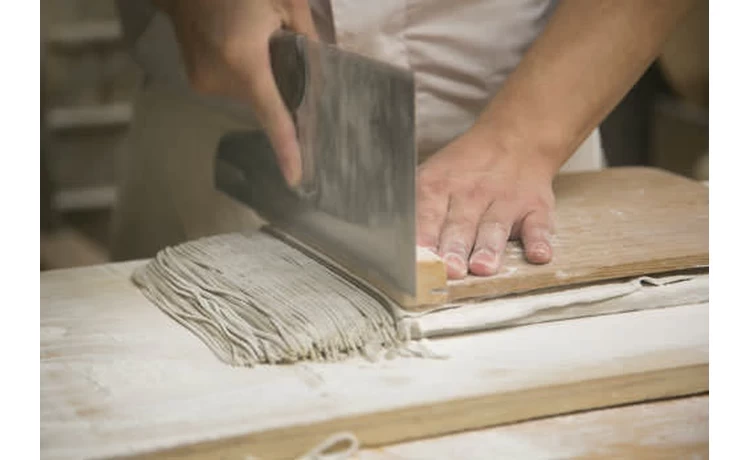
415,246,448,306
41,262,707,460
360,396,708,459
412,167,708,308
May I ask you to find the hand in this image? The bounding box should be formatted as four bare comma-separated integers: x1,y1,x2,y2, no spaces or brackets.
154,0,319,186
416,130,557,280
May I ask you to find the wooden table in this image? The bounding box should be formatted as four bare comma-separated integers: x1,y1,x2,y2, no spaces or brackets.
360,395,708,459
41,262,708,459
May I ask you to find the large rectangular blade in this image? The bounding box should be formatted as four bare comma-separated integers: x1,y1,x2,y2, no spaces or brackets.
214,33,417,300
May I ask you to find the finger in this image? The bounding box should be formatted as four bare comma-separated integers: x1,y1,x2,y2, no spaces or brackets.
234,43,302,186
438,197,487,280
416,175,449,251
469,202,515,276
417,201,449,253
520,209,554,264
284,0,320,40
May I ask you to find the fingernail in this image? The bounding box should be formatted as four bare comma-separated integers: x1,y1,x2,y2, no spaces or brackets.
531,242,549,256
277,138,302,187
469,249,499,275
528,242,551,263
282,163,301,188
471,249,496,265
443,253,467,279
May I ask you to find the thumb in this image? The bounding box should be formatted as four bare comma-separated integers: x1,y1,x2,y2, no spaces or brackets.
236,42,302,187
237,1,320,188
284,0,320,41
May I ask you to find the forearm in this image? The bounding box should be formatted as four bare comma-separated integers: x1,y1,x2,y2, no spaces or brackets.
473,0,697,176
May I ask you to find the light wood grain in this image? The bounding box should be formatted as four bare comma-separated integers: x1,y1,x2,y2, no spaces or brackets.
262,167,707,310
361,396,708,459
41,262,707,460
416,167,708,307
414,246,448,306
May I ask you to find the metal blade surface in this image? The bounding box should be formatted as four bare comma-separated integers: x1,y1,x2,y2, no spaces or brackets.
215,33,416,299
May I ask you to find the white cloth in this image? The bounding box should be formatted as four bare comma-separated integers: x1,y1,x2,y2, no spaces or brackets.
402,274,709,339
111,0,604,260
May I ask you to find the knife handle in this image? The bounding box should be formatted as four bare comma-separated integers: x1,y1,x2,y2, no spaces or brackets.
268,31,319,197
269,31,308,114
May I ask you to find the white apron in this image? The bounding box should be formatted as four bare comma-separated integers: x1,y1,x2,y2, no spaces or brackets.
110,0,604,261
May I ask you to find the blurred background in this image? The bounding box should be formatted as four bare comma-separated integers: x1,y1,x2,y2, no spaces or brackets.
39,0,709,272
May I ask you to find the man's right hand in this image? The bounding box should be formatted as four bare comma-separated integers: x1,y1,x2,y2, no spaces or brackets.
154,0,319,187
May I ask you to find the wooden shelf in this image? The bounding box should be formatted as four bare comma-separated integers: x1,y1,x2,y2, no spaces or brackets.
47,103,132,131
53,186,117,212
46,20,123,51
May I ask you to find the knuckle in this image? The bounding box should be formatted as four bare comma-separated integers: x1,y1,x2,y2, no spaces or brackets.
417,175,449,199
464,182,489,202
525,225,550,241
417,206,444,225
440,237,470,258
465,177,500,200
523,215,552,239
500,188,520,203
483,184,517,204
479,220,512,237
444,215,474,232
477,221,511,250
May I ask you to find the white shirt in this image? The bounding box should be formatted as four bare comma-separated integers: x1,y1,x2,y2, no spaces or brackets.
116,0,603,170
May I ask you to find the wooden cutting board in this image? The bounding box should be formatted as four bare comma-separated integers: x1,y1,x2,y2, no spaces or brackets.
40,263,708,460
413,166,709,309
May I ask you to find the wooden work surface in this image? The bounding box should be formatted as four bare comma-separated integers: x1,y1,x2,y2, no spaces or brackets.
41,262,708,459
422,167,709,306
361,395,708,459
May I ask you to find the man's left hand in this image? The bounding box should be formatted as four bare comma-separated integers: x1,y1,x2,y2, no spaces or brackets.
416,130,557,280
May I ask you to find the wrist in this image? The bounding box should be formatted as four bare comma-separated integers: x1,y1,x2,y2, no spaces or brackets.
467,122,562,181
